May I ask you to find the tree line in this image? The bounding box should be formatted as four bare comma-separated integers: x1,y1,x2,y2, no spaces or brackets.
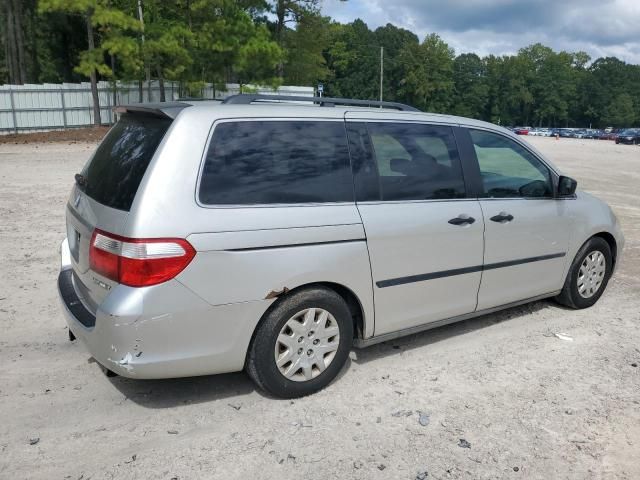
1,1,639,128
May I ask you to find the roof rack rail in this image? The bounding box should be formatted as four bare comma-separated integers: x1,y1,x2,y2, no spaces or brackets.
222,94,420,112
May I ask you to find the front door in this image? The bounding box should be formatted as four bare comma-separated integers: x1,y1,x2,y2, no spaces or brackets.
346,119,485,336
466,128,571,310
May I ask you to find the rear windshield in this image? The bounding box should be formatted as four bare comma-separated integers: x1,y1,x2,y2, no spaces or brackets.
80,114,171,211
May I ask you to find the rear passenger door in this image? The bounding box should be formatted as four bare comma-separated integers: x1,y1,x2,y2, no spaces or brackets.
345,116,485,336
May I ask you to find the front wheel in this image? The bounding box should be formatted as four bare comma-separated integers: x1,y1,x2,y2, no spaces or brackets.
555,237,612,309
246,287,353,398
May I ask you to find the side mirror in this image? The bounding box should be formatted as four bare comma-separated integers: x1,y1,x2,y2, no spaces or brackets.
557,175,577,197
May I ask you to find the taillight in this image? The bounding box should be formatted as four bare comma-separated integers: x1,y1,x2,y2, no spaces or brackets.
89,229,196,287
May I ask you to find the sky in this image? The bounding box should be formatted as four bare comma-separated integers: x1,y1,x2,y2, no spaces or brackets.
321,0,640,64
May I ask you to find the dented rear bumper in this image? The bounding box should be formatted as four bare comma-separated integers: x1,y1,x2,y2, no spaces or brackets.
58,238,269,379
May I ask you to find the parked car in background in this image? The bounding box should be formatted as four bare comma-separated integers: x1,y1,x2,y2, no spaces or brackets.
573,130,587,139
528,128,552,137
585,130,601,139
598,130,618,140
513,127,531,135
557,129,574,138
58,95,624,398
615,129,640,145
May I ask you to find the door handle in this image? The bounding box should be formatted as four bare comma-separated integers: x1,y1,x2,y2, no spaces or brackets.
490,212,514,223
448,215,476,226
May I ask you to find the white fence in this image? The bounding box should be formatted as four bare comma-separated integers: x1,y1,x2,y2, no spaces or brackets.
0,81,314,134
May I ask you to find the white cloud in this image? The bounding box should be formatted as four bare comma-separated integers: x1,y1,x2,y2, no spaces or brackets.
321,0,640,63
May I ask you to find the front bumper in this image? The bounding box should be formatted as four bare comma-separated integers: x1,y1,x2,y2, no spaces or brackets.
58,238,269,379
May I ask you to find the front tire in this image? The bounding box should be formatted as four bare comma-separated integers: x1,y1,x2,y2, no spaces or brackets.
555,237,612,309
246,287,353,398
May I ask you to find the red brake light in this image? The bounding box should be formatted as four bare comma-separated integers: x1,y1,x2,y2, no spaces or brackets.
89,229,196,287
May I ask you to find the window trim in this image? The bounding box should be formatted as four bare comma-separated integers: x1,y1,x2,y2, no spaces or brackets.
348,120,470,203
463,126,560,200
195,117,357,209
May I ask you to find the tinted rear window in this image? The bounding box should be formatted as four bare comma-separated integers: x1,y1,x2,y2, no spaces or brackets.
199,121,354,205
80,114,171,211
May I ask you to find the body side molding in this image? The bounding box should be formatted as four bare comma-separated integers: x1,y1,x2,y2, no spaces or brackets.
376,252,566,288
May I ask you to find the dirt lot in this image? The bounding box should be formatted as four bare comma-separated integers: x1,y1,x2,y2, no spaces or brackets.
0,136,638,480
0,127,110,145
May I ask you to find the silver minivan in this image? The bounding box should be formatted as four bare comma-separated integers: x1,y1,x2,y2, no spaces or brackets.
58,95,624,398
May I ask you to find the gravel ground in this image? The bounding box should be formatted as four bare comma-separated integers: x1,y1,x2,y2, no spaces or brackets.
0,136,638,480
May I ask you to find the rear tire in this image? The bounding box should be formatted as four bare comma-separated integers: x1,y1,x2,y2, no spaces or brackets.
246,287,353,398
555,237,612,309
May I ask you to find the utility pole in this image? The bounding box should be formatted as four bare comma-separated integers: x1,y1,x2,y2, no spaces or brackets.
137,0,151,102
379,46,384,104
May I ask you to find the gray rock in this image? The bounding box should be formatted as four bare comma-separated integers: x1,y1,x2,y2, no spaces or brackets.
391,410,412,417
458,438,471,449
418,412,430,426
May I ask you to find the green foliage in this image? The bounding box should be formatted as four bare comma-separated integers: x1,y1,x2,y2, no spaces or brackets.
398,34,455,112
451,53,488,118
236,23,283,86
282,13,331,85
374,24,419,102
603,93,636,127
39,0,141,80
324,20,376,98
1,4,638,127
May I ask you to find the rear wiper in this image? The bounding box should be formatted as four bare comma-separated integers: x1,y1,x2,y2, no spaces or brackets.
74,173,88,188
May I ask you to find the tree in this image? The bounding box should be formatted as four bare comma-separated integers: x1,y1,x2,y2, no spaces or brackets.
398,33,454,112
188,0,282,95
518,44,576,126
603,93,635,127
141,0,193,101
272,0,317,76
374,23,419,102
282,12,330,86
39,0,140,125
451,53,488,118
324,19,378,99
2,0,28,84
235,22,283,88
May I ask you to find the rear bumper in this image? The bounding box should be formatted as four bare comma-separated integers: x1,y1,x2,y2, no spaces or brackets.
58,269,96,328
58,238,270,379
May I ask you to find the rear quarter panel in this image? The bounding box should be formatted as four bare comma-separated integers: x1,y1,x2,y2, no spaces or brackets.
125,108,376,338
177,233,374,337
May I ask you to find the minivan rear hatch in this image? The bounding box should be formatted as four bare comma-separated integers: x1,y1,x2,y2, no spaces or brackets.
66,108,181,312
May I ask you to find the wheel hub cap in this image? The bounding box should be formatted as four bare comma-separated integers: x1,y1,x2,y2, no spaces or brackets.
577,250,606,299
274,308,340,382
